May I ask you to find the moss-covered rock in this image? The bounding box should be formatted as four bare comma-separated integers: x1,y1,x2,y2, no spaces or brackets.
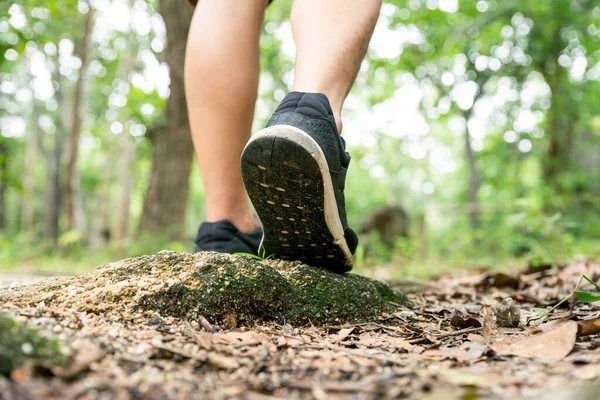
0,316,67,375
1,251,407,328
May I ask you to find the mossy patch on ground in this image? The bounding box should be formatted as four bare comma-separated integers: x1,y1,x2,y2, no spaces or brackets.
139,253,408,326
1,251,407,328
0,316,67,375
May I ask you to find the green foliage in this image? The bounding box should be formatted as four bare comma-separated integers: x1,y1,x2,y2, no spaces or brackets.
528,275,600,323
575,290,600,304
235,247,275,261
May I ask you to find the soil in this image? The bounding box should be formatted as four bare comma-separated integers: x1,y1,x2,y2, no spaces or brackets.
1,253,599,399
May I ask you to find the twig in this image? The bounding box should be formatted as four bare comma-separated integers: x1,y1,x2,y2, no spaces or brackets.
433,326,482,339
184,321,214,351
197,314,217,333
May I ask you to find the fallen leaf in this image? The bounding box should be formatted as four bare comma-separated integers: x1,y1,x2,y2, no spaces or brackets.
9,366,29,383
577,317,600,337
439,369,522,387
52,339,106,378
330,327,354,343
490,320,578,360
421,347,468,361
477,273,520,290
387,337,414,352
526,319,565,335
450,313,482,329
466,333,484,342
207,353,240,370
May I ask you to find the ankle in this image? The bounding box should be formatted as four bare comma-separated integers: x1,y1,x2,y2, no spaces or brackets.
333,111,343,134
230,213,259,233
206,207,258,233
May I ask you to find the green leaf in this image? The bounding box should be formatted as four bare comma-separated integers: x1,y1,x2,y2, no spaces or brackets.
575,291,600,303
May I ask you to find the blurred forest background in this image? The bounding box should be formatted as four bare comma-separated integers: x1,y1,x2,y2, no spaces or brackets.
0,0,599,277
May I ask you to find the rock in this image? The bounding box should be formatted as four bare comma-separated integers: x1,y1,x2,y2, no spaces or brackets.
493,298,521,328
360,206,410,245
1,251,408,328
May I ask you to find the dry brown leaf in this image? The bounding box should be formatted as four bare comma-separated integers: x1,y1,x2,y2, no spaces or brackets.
490,320,578,360
477,272,520,290
387,337,414,352
189,330,214,350
52,339,106,378
207,353,240,370
276,335,306,347
576,317,600,337
421,347,467,361
450,313,482,329
330,327,354,343
526,319,566,335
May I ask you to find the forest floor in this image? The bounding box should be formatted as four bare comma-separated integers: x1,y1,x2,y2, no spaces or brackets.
1,256,599,399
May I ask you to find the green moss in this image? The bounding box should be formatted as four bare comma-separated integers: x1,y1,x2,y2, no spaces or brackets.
139,255,293,326
281,262,405,324
138,253,408,327
0,316,67,375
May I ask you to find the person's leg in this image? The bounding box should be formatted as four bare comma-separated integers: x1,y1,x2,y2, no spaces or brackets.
240,0,381,271
291,0,382,133
184,0,268,233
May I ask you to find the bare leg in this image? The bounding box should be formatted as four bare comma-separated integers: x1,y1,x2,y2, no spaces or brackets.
184,0,267,232
291,0,381,133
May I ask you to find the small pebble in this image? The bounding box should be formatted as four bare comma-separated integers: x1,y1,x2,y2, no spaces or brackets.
21,343,33,355
9,282,22,289
493,298,521,327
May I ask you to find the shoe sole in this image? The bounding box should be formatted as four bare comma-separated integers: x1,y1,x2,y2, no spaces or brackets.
241,124,353,273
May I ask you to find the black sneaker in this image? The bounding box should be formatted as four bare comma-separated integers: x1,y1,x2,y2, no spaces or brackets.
194,220,263,255
240,92,358,273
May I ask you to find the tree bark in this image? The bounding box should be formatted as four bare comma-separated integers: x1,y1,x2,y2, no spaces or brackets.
114,123,136,242
64,8,95,233
0,141,7,233
89,141,115,249
540,7,576,196
543,67,575,188
113,37,137,243
44,140,63,247
139,0,194,240
41,69,70,248
21,104,40,235
463,114,481,230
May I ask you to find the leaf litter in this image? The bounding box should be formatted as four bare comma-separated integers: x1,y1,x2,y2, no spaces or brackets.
1,258,600,399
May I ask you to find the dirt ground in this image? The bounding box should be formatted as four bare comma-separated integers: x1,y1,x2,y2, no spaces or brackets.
1,256,599,399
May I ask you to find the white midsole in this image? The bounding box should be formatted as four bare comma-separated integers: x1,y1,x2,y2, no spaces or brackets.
243,124,354,268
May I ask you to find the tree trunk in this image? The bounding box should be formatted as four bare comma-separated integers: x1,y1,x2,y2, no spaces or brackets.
464,115,481,230
543,67,576,188
21,108,40,235
64,8,95,233
0,141,7,233
139,0,194,240
89,141,115,249
540,10,576,196
44,140,63,247
114,124,136,242
113,36,137,243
